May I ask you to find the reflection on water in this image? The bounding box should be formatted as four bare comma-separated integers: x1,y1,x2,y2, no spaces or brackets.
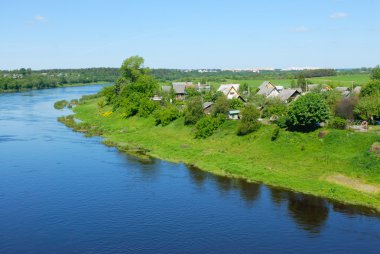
1,85,380,253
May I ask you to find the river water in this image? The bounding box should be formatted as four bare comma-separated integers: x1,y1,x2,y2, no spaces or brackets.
0,85,380,253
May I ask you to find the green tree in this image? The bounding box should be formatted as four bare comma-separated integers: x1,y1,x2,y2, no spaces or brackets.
370,65,380,80
120,56,148,82
286,93,330,132
229,98,244,110
237,104,261,136
184,96,204,125
297,74,307,92
361,80,380,97
212,94,229,117
354,92,380,123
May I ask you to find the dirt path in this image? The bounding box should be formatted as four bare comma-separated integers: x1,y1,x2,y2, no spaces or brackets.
326,174,380,194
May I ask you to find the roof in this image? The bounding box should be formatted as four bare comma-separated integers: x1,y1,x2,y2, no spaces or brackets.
353,86,361,94
257,85,276,96
228,110,240,114
161,86,171,92
335,86,349,92
278,89,300,101
172,83,186,94
217,84,240,95
258,81,272,91
203,102,213,109
275,86,284,91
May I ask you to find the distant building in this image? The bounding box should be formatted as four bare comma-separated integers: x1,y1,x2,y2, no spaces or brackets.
203,102,213,115
257,81,280,98
217,84,245,101
277,89,301,103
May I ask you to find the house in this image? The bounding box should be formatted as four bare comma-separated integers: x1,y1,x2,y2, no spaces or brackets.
161,85,171,93
277,89,301,103
353,86,361,94
228,110,240,120
195,83,211,92
257,81,280,98
203,102,213,115
335,87,350,97
217,84,245,102
275,86,284,92
172,82,191,100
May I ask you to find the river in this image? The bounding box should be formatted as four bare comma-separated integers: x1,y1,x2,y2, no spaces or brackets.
0,85,380,253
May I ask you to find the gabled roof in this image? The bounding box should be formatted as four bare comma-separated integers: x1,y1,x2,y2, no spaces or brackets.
217,84,240,95
203,102,213,109
258,81,273,91
172,83,186,94
161,86,171,92
278,89,300,102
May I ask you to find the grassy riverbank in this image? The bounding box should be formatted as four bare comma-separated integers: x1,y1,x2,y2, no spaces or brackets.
64,98,380,211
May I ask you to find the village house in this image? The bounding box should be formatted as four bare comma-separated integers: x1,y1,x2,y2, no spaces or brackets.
228,110,240,120
256,81,280,98
335,86,350,97
217,84,245,101
203,102,213,115
277,89,301,103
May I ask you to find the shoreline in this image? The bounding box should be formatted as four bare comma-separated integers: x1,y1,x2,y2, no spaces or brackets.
0,81,112,94
59,98,380,212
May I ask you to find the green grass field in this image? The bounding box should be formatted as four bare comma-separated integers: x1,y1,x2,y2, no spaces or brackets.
64,98,380,211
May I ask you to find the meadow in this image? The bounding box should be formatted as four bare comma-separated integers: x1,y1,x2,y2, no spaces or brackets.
62,98,380,211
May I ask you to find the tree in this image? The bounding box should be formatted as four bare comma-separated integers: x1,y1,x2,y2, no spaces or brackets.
286,93,330,132
237,104,261,136
184,96,204,125
361,80,380,97
229,98,244,110
239,82,249,93
120,56,148,83
354,92,380,123
297,74,307,92
335,96,358,120
370,65,380,80
212,95,229,117
262,97,287,118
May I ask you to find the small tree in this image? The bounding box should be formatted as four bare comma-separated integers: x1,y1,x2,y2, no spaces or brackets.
286,93,330,132
370,65,380,80
237,104,261,136
212,95,229,117
354,92,380,123
184,96,204,125
297,74,307,92
229,98,244,110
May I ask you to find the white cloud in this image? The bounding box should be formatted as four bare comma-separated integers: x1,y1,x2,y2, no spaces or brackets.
34,15,46,22
330,12,348,19
289,26,310,33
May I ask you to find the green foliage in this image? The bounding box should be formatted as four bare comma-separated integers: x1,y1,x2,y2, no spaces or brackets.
275,116,288,128
54,100,68,109
194,115,224,139
370,65,380,80
184,96,204,125
262,97,287,118
212,94,229,117
286,93,330,132
329,117,347,130
185,86,200,98
211,91,225,102
354,92,380,122
361,80,380,97
239,82,249,92
297,74,307,92
271,126,280,141
97,98,106,108
237,104,261,136
229,98,244,110
335,96,358,120
120,56,149,83
137,97,158,118
153,106,181,126
100,85,115,104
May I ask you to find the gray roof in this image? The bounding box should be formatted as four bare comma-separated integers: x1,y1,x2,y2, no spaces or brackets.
258,81,272,91
203,102,213,109
335,86,349,92
278,89,300,101
228,110,240,114
217,84,240,95
161,86,171,92
172,83,186,94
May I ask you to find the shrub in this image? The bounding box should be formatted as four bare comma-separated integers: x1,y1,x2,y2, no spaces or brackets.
137,97,157,117
286,93,330,132
194,115,224,139
154,106,181,126
212,94,229,117
97,98,106,108
275,116,288,128
271,127,280,141
184,96,204,125
54,100,68,109
237,104,261,136
329,117,347,130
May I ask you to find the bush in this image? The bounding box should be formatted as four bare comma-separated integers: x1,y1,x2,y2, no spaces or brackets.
262,97,287,118
97,98,106,108
237,104,261,136
271,127,280,141
329,117,347,130
54,100,68,109
137,97,157,117
286,93,330,132
195,115,224,139
212,95,229,117
154,106,181,126
184,96,204,125
275,116,288,128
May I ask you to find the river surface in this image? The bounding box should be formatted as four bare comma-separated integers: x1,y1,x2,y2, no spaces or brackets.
1,85,380,253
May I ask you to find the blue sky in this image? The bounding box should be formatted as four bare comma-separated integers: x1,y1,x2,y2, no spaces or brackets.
1,0,379,69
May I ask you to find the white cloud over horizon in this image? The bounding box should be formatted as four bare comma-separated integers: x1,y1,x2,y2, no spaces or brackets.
330,12,348,19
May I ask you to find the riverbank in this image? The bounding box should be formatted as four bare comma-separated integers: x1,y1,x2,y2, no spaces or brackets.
61,97,380,211
0,81,111,94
